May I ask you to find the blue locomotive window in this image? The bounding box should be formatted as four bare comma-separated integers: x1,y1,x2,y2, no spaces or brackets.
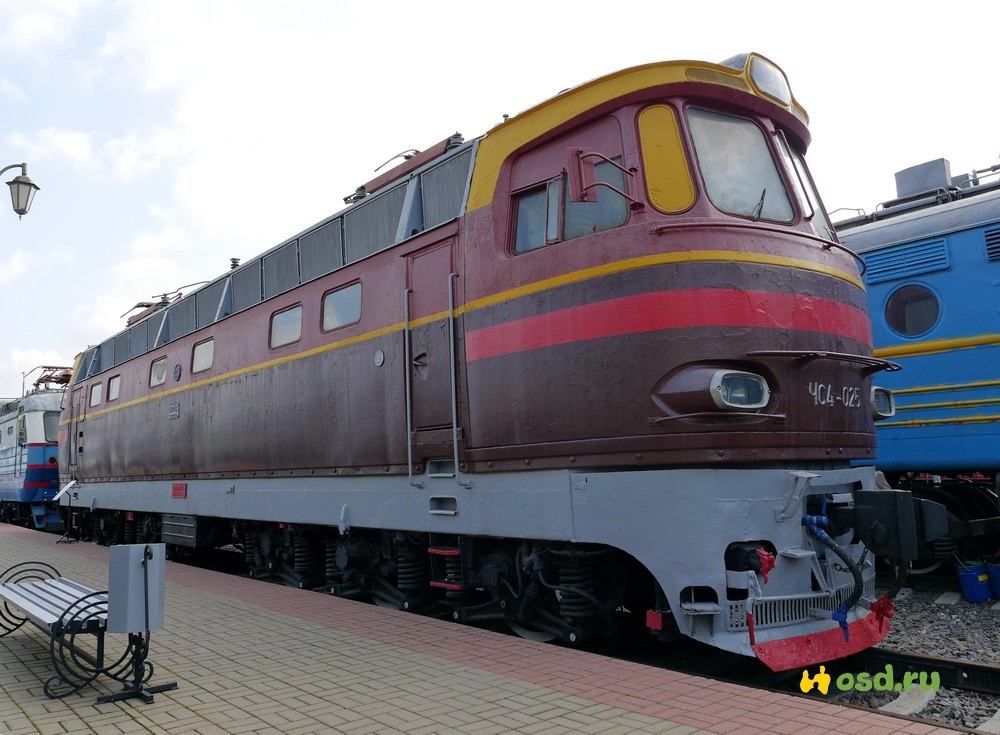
322,283,362,332
270,305,302,348
885,284,939,337
43,412,60,443
686,108,794,223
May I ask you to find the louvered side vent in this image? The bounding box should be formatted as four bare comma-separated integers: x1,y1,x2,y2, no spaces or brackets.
864,239,950,284
985,228,1000,261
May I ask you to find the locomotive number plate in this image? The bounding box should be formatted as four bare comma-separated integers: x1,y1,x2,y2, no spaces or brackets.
808,382,861,408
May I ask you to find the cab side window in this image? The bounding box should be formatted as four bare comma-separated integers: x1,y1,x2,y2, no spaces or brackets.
511,118,628,254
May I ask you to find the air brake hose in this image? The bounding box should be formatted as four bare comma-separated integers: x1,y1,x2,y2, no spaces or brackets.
802,514,864,642
869,557,911,633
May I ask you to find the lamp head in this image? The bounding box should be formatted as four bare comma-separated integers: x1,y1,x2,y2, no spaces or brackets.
7,173,39,217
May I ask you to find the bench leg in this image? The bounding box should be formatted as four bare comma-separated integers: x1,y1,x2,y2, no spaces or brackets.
44,623,106,699
0,601,27,637
96,632,178,705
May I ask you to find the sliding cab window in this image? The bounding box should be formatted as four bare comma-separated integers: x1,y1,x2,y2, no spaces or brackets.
513,161,629,253
686,107,793,223
108,375,121,401
192,338,215,373
270,304,303,348
322,283,362,332
89,383,103,407
150,356,168,387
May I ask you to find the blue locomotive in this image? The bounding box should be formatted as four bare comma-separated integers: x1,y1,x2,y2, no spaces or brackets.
837,159,1000,558
0,367,70,530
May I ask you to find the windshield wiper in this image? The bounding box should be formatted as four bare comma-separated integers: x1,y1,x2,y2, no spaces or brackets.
750,188,767,220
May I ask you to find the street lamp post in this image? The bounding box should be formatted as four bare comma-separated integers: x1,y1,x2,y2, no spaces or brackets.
0,162,40,218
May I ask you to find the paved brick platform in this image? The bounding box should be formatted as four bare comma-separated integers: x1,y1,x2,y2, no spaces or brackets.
0,525,959,735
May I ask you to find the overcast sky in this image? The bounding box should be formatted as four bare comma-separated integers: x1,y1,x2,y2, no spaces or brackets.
0,1,996,395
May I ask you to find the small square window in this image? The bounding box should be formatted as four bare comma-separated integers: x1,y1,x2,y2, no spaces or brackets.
270,305,302,348
150,357,168,387
90,383,103,407
322,283,362,332
108,375,121,401
192,339,215,373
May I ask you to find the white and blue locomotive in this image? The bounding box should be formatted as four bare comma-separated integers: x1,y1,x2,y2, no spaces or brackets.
0,367,70,530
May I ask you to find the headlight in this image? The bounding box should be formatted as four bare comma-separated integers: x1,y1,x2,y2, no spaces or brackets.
710,371,770,410
871,387,895,420
749,56,792,106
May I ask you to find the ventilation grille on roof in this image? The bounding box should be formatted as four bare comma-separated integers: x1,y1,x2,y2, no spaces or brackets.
864,239,950,284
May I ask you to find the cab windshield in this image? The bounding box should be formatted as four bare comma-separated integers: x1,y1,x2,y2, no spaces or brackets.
44,411,60,443
686,107,794,223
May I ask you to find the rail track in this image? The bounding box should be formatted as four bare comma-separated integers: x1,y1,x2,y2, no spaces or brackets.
851,648,1000,697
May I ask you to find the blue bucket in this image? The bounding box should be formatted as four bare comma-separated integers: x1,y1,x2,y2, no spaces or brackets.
986,558,1000,598
957,562,992,602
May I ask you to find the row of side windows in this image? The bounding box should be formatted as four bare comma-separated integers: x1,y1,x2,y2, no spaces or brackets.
90,373,122,407
88,282,363,405
269,282,363,349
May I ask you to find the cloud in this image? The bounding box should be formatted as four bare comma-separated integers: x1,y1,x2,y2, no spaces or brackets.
69,270,182,346
6,127,97,169
0,251,29,286
66,224,195,347
0,76,25,101
0,0,99,55
0,348,74,397
7,125,184,184
104,128,182,181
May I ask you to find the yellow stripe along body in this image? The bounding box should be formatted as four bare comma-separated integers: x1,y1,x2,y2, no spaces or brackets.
67,248,860,423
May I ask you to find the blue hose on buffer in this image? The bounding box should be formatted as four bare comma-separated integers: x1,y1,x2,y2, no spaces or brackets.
802,508,864,642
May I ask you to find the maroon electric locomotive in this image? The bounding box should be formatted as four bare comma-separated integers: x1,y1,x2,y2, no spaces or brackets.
59,53,942,670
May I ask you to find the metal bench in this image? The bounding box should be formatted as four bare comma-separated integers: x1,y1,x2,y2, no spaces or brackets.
0,550,177,704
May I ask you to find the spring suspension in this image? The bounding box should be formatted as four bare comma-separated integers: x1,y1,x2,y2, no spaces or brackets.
396,544,427,592
444,555,462,586
293,534,321,578
443,555,466,601
123,517,137,545
556,557,597,622
244,533,260,567
325,541,338,581
931,536,959,560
